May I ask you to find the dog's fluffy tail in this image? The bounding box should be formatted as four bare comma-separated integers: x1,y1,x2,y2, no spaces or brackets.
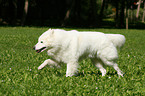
106,34,125,49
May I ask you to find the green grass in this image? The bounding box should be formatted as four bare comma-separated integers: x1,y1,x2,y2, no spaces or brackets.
0,27,145,95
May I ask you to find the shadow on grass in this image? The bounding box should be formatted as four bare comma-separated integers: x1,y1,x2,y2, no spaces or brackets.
77,71,119,77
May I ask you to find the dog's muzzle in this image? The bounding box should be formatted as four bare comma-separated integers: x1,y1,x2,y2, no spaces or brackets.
33,46,46,53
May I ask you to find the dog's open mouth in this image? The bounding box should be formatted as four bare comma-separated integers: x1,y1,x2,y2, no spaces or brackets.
36,47,46,53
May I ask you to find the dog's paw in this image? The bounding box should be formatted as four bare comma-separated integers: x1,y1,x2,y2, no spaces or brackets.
118,71,124,77
119,73,124,77
66,73,77,77
66,74,74,77
38,66,43,70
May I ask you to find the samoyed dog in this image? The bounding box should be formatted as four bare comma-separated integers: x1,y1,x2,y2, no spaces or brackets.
33,29,125,77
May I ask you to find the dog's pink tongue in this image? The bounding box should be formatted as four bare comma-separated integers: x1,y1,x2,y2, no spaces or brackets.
36,50,40,53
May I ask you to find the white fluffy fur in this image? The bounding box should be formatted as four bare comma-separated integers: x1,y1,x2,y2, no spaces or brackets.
34,29,125,77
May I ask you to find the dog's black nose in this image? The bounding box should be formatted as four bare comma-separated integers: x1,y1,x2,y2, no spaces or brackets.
33,46,35,50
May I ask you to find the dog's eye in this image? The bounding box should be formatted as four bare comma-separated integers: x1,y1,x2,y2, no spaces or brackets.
41,41,43,43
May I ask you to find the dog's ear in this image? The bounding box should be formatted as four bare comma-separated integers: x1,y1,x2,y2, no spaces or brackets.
51,29,54,35
48,28,52,31
48,28,54,35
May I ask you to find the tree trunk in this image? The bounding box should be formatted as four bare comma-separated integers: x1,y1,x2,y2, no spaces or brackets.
88,0,97,26
115,0,119,27
126,8,129,29
142,1,145,22
12,0,17,25
136,0,141,20
119,0,125,28
99,0,106,22
126,0,129,29
21,0,29,26
61,0,75,26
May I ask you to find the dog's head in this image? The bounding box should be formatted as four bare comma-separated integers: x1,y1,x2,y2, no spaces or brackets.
33,29,54,53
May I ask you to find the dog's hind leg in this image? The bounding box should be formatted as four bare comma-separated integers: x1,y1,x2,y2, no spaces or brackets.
95,63,106,76
91,59,106,76
38,59,60,70
101,58,124,77
112,63,124,77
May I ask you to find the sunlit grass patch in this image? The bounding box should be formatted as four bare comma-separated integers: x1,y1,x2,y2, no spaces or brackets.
0,27,145,95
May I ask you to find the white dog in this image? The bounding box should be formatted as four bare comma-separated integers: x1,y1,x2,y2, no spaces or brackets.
33,29,125,77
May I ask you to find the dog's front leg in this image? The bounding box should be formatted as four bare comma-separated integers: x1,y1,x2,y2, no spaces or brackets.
66,62,79,77
38,59,59,70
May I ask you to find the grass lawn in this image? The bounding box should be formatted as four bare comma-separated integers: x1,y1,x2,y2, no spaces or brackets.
0,27,145,95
